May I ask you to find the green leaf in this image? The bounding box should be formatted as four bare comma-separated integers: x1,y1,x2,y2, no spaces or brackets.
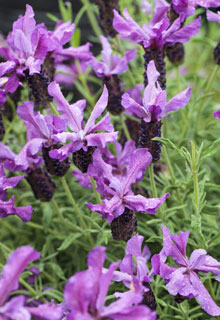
57,233,81,251
201,138,220,161
46,13,59,23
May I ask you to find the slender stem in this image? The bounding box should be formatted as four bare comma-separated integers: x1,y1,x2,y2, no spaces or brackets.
148,163,163,219
51,198,76,231
49,102,59,116
191,141,199,216
207,278,215,300
120,113,131,141
75,61,95,107
59,177,94,246
80,0,102,38
206,64,219,93
90,177,102,204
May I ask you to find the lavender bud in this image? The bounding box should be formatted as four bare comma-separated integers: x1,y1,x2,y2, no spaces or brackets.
138,119,162,162
26,167,56,202
42,144,70,177
72,147,95,173
214,41,220,65
166,43,185,65
103,75,124,115
142,282,157,311
110,207,137,242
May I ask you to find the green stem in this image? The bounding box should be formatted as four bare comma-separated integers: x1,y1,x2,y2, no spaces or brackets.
80,0,102,38
49,102,59,116
75,61,95,107
206,64,219,93
191,141,199,216
207,278,215,300
148,164,163,219
59,177,94,246
120,113,131,141
90,177,102,204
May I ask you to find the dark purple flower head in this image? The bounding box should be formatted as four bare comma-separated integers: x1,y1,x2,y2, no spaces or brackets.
64,246,156,320
113,7,201,50
151,226,220,316
0,246,40,319
122,60,191,122
48,82,118,161
0,165,33,221
88,35,136,77
87,148,169,222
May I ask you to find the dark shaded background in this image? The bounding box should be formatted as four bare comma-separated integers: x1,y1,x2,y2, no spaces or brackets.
0,0,91,42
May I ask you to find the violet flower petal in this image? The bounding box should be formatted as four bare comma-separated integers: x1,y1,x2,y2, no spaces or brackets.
124,193,169,213
0,246,40,306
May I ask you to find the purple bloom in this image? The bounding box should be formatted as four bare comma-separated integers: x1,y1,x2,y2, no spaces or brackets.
0,165,33,221
113,234,151,289
207,9,220,23
141,0,152,15
122,60,191,122
88,36,136,77
113,7,201,50
151,226,220,316
64,246,156,320
0,246,40,319
87,148,170,222
72,169,92,189
213,109,220,119
54,61,88,88
47,82,118,161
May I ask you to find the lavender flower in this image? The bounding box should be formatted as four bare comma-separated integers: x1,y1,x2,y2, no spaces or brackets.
214,110,220,119
17,101,70,177
0,165,33,221
207,9,220,64
113,6,201,88
122,60,191,122
122,60,191,161
64,246,156,319
0,143,56,202
112,234,157,310
0,246,40,320
88,36,136,114
151,226,220,316
87,148,169,222
48,82,118,172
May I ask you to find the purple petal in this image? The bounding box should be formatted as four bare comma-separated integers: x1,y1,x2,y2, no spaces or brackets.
48,81,84,132
161,226,189,267
0,196,33,222
87,246,106,271
195,254,220,281
122,93,148,120
53,21,75,45
190,271,220,316
165,17,201,45
4,72,19,93
0,295,30,320
122,148,152,194
49,141,83,161
85,132,118,149
164,87,191,117
27,302,64,320
58,42,92,61
124,193,169,214
213,110,220,119
0,246,40,305
207,10,220,23
0,61,16,77
126,234,144,257
72,170,92,189
84,85,108,134
166,267,196,297
188,249,207,270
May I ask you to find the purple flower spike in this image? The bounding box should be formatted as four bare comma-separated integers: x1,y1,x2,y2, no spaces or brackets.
48,82,118,162
122,60,191,122
151,226,220,316
64,246,156,320
87,148,170,222
0,246,40,319
173,1,220,20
